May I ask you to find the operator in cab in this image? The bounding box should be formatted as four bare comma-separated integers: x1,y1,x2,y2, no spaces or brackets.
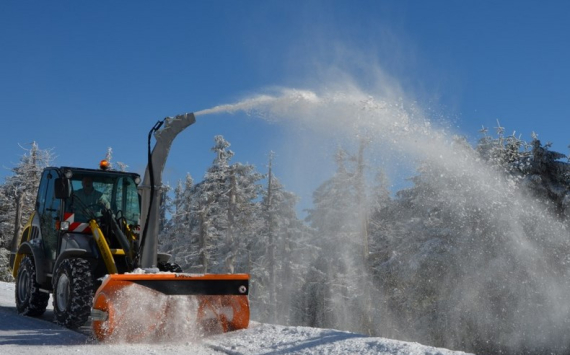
73,176,110,220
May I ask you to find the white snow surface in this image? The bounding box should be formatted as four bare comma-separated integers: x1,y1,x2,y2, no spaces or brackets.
0,281,472,354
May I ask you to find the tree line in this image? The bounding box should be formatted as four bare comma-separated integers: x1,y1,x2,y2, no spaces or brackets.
1,128,570,354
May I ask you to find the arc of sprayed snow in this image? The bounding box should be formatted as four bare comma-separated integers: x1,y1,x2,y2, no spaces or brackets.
194,90,322,117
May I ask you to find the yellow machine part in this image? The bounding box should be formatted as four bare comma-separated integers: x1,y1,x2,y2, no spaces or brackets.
91,273,250,342
89,219,119,274
11,212,36,278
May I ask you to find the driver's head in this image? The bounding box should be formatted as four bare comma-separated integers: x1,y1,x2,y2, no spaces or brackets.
81,177,94,193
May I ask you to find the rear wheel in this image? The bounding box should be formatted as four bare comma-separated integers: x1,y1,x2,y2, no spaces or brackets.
52,258,94,329
15,256,49,316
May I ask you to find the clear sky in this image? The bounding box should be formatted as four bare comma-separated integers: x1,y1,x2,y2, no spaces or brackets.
1,1,570,212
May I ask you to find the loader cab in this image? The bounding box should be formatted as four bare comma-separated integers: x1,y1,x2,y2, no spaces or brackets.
34,167,142,266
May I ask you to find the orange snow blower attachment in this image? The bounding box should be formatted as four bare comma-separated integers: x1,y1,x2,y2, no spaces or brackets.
88,112,251,342
91,273,250,342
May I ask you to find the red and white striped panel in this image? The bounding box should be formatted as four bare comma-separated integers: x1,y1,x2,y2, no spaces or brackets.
64,213,92,234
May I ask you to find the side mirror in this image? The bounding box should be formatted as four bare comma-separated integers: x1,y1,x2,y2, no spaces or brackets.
54,178,70,199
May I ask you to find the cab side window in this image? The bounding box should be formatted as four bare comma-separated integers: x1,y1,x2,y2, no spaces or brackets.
38,170,60,259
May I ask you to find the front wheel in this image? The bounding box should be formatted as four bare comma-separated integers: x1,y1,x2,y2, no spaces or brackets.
52,258,94,329
15,256,49,316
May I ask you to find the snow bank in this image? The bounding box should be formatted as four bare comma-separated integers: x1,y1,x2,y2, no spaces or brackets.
206,323,471,355
0,281,472,354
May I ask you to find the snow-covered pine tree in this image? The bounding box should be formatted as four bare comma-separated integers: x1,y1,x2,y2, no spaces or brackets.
361,169,392,335
367,170,391,248
0,189,14,281
368,129,570,354
0,189,14,251
158,183,173,241
0,247,12,282
251,152,310,325
227,158,266,273
302,145,370,332
189,135,236,273
163,174,198,270
102,146,128,171
523,137,570,217
174,136,263,274
0,142,53,281
476,124,530,182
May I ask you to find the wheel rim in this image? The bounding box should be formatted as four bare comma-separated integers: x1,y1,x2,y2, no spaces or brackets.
17,268,30,303
56,273,70,311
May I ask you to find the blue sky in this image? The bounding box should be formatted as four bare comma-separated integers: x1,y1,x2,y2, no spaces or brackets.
1,1,570,212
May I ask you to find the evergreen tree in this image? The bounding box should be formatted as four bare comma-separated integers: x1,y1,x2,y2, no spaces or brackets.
163,174,197,270
158,183,173,241
0,247,12,282
167,136,263,274
368,129,570,353
251,152,309,325
0,142,53,281
523,137,570,217
302,144,371,332
103,146,128,171
0,189,14,281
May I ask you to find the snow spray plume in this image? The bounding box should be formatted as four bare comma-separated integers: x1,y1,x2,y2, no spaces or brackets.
99,284,203,343
195,86,570,354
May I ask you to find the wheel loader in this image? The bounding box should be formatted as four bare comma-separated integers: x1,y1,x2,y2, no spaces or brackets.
9,113,250,341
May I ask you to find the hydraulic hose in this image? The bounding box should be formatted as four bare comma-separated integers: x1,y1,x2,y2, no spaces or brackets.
138,119,164,266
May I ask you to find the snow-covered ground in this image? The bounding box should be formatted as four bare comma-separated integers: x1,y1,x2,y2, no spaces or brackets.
0,281,471,354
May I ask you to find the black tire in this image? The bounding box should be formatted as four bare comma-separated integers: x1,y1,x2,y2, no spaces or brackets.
52,258,94,329
158,261,183,273
15,256,49,316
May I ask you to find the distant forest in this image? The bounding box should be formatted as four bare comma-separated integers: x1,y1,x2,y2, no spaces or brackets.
2,127,570,355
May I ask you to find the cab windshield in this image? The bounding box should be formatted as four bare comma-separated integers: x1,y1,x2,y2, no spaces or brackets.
69,172,140,226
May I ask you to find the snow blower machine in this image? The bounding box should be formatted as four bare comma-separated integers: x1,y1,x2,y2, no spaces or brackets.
9,113,250,341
